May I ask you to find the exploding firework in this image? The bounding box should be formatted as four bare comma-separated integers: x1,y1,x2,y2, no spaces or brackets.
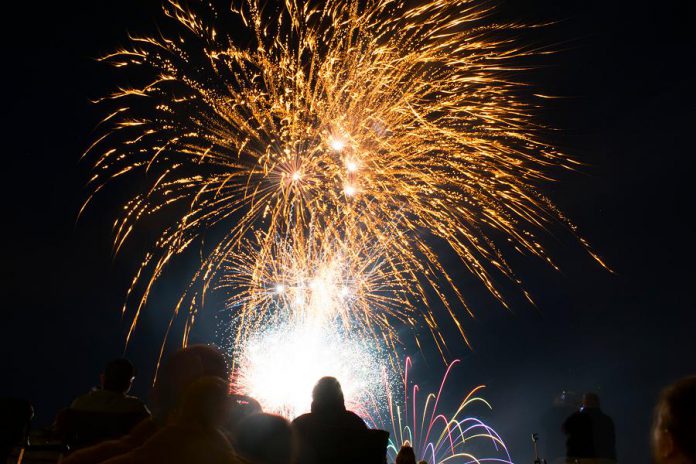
86,0,606,352
368,357,512,464
231,316,387,419
222,229,404,417
218,228,415,352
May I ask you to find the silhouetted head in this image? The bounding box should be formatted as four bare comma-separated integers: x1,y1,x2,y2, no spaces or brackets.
396,441,417,464
152,345,229,421
180,376,231,429
652,376,696,464
101,358,136,393
224,394,263,438
235,413,294,464
311,377,345,413
582,392,600,409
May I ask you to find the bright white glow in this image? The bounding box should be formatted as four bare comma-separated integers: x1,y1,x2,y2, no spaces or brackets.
291,171,302,182
344,184,356,196
235,320,384,419
275,284,285,294
235,258,388,419
346,160,358,172
330,137,346,151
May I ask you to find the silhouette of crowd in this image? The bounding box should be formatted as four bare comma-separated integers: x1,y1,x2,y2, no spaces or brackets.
2,347,696,464
1,346,387,464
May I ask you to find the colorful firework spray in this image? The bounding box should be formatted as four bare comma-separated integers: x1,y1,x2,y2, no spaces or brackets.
368,357,512,464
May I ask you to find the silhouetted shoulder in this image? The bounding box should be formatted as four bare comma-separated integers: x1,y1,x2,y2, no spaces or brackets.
71,390,149,416
345,410,367,429
291,413,313,428
562,410,581,432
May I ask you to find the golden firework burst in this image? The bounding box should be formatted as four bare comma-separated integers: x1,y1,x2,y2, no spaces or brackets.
85,0,606,355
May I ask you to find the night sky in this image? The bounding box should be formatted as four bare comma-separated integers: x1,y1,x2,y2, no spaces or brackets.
1,1,694,463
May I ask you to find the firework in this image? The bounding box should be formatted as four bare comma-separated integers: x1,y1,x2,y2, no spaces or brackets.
232,316,387,419
86,0,606,351
368,357,512,464
218,228,416,353
223,230,401,417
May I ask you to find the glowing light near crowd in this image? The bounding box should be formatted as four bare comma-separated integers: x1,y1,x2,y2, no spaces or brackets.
233,318,386,419
223,232,399,416
86,0,607,355
368,358,512,464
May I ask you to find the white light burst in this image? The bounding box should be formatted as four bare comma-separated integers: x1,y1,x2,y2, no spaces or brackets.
234,318,385,419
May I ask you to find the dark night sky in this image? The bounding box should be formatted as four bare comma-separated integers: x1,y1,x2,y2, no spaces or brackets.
1,1,695,463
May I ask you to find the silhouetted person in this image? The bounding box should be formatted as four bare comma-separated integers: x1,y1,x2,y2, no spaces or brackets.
292,377,372,464
150,345,229,422
541,391,579,464
562,392,616,464
101,376,240,464
224,394,263,443
63,345,229,464
53,359,150,449
235,413,295,464
292,377,366,432
69,359,149,416
652,376,696,464
395,441,417,464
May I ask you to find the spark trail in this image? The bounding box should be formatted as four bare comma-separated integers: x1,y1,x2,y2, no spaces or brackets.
86,0,606,357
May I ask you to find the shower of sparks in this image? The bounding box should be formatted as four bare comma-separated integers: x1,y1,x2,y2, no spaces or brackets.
368,357,512,464
86,0,607,355
232,316,387,419
218,229,417,354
